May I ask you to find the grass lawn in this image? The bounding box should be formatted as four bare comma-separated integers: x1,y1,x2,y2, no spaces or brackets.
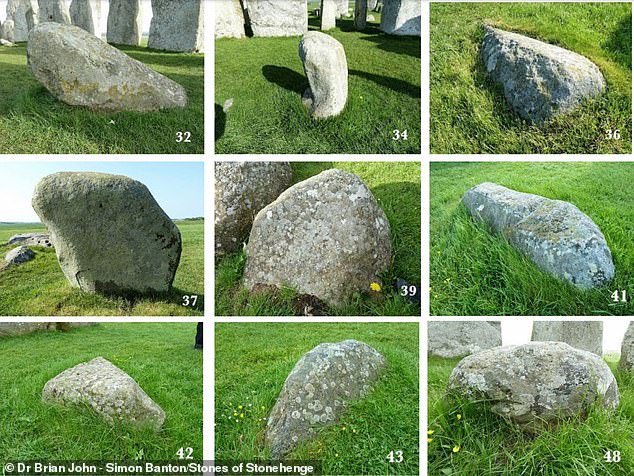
215,323,419,475
0,219,204,316
428,355,634,475
0,323,202,462
0,44,204,154
215,162,421,316
430,2,632,154
430,162,634,316
215,14,421,154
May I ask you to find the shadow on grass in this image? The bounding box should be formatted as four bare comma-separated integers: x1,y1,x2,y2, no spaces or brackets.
215,103,226,141
262,65,307,94
349,69,420,98
359,33,421,59
603,13,632,69
338,18,383,35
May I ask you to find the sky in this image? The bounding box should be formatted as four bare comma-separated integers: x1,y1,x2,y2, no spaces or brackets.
0,162,204,222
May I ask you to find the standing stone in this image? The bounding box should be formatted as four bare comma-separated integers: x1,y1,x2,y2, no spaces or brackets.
428,321,501,358
0,38,16,46
106,0,140,46
462,183,615,289
42,357,165,430
482,26,606,123
4,246,35,265
368,0,377,10
244,169,391,306
69,0,101,36
215,162,293,254
38,0,71,23
380,0,420,36
148,0,204,53
266,340,386,459
532,321,603,355
619,322,634,371
335,0,347,18
32,172,182,295
28,23,188,112
13,0,39,41
353,0,367,30
320,0,336,31
299,31,348,119
246,0,307,37
215,0,245,39
1,19,15,42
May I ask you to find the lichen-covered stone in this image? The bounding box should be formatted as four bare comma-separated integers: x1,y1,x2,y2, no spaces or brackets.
428,321,501,358
215,0,245,39
619,322,634,371
447,342,619,432
148,0,203,52
8,233,53,248
243,169,391,306
215,162,293,254
42,357,165,430
4,245,35,265
32,172,182,296
380,0,420,36
27,22,187,112
246,0,307,37
106,0,140,46
462,182,614,289
266,340,386,458
532,321,602,355
481,26,606,123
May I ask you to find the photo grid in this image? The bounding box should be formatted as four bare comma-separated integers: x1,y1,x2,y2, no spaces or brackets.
0,1,632,475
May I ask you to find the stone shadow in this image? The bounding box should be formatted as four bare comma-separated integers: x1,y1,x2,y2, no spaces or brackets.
349,69,420,99
337,18,383,35
215,103,226,141
262,65,307,95
360,34,421,59
603,13,632,69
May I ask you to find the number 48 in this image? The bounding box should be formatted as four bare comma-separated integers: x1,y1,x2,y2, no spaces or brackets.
605,450,621,463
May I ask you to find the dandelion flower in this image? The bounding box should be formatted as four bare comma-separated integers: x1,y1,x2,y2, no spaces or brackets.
453,445,460,453
370,282,381,292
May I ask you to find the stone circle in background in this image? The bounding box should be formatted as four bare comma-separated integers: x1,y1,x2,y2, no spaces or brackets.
380,0,421,36
531,321,603,355
481,26,606,123
462,182,615,289
265,339,386,459
32,172,182,296
619,322,634,371
148,0,204,53
38,0,71,24
8,233,53,248
247,0,308,37
243,169,391,307
106,0,141,46
69,0,101,36
4,245,35,266
428,321,501,358
215,0,245,39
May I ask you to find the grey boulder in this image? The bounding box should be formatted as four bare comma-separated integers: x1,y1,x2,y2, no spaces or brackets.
8,232,53,247
215,0,245,39
380,0,420,36
619,322,634,371
4,246,35,265
246,0,307,37
428,321,501,358
462,182,614,289
532,321,603,355
148,0,204,52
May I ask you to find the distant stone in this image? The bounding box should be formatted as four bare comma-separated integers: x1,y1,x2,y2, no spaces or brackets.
32,172,182,296
428,321,501,358
8,233,53,248
69,0,101,36
381,0,420,36
247,0,307,37
244,169,391,306
369,0,378,10
354,0,367,30
222,98,234,112
335,0,347,18
299,31,348,119
532,321,603,355
448,342,619,432
619,322,634,371
462,182,614,289
28,22,187,112
106,0,141,46
42,357,165,430
0,322,97,337
1,19,15,42
38,0,71,23
215,162,293,254
0,38,15,46
215,0,245,39
266,340,386,458
148,0,204,52
320,0,336,31
481,26,606,123
5,246,35,265
12,0,39,42
367,14,375,22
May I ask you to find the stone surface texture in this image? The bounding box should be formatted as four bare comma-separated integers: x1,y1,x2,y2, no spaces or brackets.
215,0,245,39
69,0,101,36
246,0,307,37
106,0,140,45
320,0,336,30
4,246,35,265
532,321,603,355
266,339,386,459
462,182,614,289
32,172,182,296
380,0,420,36
428,321,501,358
148,0,203,52
619,322,634,371
38,0,71,23
8,233,53,247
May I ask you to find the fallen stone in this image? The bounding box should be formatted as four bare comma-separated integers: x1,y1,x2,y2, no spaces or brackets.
428,321,501,358
5,246,35,265
244,169,391,306
462,182,614,289
215,0,245,39
28,22,188,112
266,340,386,458
106,0,141,46
481,26,606,123
299,31,348,119
38,0,71,23
148,0,204,52
618,322,634,371
0,322,97,337
215,162,293,254
447,342,619,432
8,233,53,248
381,0,420,36
42,357,165,430
32,172,182,296
69,0,101,36
354,0,367,30
532,321,603,355
320,0,336,31
247,0,307,37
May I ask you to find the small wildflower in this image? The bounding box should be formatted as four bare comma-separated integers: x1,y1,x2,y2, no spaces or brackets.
370,282,381,292
261,406,266,410
352,429,357,433
427,438,433,443
238,405,243,410
453,445,460,453
335,454,339,458
427,430,434,435
233,412,238,416
342,426,347,431
456,414,462,421
240,413,244,418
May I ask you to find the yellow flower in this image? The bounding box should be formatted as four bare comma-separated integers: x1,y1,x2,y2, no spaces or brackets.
453,445,460,453
427,438,433,443
233,412,238,416
427,430,434,435
342,426,347,431
456,414,462,420
238,405,243,409
370,282,381,292
261,406,266,410
352,429,357,433
240,413,244,418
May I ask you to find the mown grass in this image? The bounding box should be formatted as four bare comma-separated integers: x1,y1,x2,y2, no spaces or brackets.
430,162,634,316
215,323,419,475
215,162,421,316
0,220,204,316
215,13,420,154
0,323,202,462
0,44,203,154
430,2,632,154
428,355,634,475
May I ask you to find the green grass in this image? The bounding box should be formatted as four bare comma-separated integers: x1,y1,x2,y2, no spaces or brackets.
430,162,634,316
428,355,634,475
215,162,421,316
215,323,419,475
0,323,202,462
215,14,421,154
0,44,203,154
0,220,204,316
430,2,632,154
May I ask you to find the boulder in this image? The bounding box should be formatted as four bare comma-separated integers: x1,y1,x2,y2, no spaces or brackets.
32,172,182,296
428,321,501,358
42,357,165,430
215,162,293,254
244,169,391,306
299,31,348,119
1,19,15,42
380,0,420,36
148,0,203,53
266,340,386,459
0,322,97,337
618,322,634,371
320,0,336,31
353,0,367,30
532,321,602,355
0,38,16,46
27,23,188,112
447,342,619,432
246,0,307,37
462,183,614,289
38,0,71,23
481,26,606,123
5,246,35,265
215,0,245,39
69,0,101,36
106,0,140,46
8,232,53,248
